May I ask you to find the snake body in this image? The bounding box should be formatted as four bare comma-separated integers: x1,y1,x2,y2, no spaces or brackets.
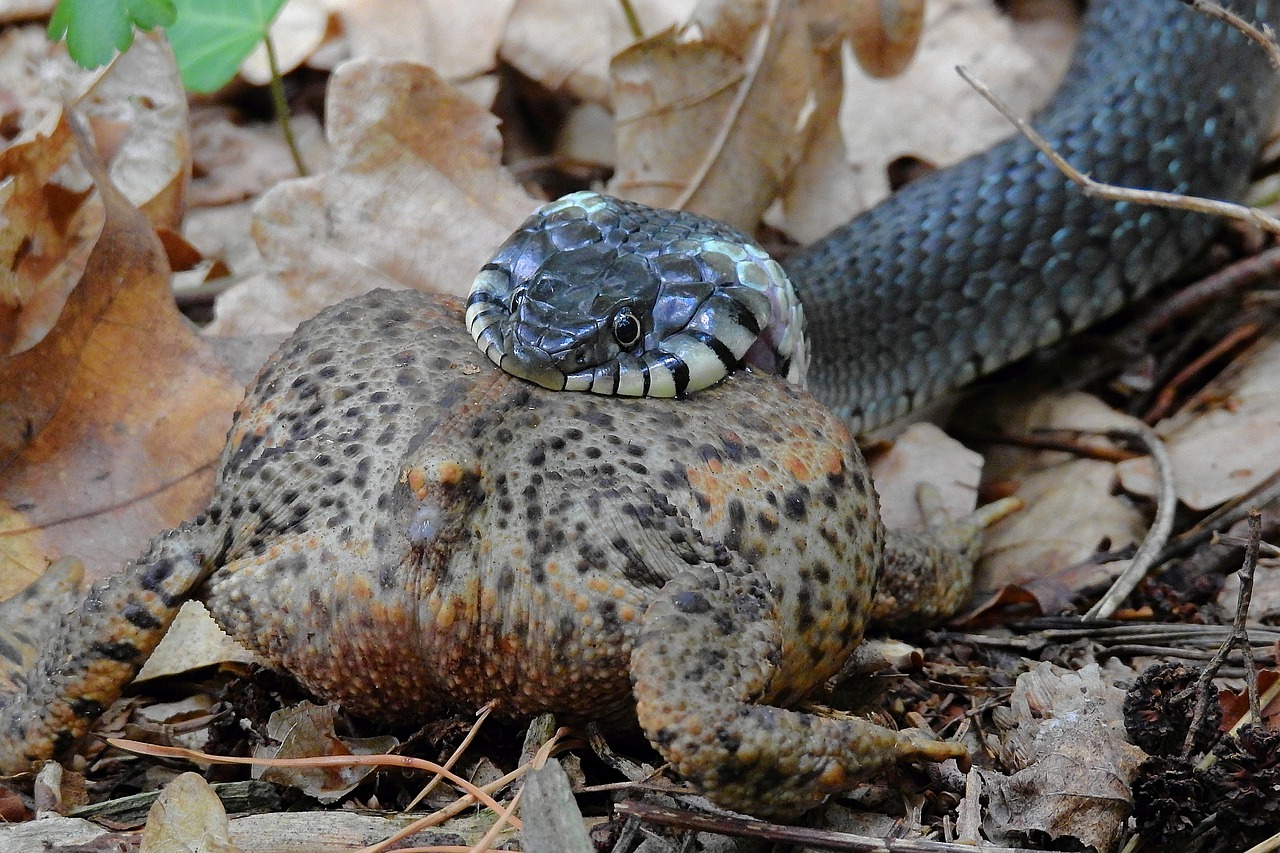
472,0,1280,431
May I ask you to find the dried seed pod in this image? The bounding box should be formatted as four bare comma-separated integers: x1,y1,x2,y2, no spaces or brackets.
1123,661,1219,756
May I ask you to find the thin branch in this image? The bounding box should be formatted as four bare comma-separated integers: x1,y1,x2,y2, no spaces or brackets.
1182,0,1280,69
1183,510,1264,756
954,65,1280,237
1084,425,1177,620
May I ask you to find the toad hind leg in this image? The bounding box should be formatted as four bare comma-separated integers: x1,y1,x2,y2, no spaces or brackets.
630,561,967,821
0,522,213,774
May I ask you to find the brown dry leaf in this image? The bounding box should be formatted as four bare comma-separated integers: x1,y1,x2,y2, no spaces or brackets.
1117,332,1280,511
966,391,1147,613
868,422,980,531
980,662,1144,851
609,0,815,230
254,702,398,803
224,60,537,334
0,124,242,597
189,109,330,208
140,772,243,853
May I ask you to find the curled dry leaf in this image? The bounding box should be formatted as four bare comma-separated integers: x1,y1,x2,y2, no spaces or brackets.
1117,332,1280,510
70,31,191,231
140,772,243,853
981,662,1145,852
609,0,815,230
821,0,1072,228
0,124,242,597
232,60,537,334
254,702,398,803
1,30,189,355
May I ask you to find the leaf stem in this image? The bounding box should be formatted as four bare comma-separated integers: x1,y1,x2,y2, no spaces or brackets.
618,0,643,40
264,30,307,177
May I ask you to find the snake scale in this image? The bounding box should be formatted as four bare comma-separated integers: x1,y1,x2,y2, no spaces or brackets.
471,0,1280,431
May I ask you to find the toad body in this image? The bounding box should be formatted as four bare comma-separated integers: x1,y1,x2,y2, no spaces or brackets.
0,289,994,819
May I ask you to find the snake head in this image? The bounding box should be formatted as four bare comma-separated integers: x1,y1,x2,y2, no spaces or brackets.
467,191,806,397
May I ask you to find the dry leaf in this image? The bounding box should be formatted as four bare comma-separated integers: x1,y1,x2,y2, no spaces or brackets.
340,0,517,83
71,31,191,231
140,772,243,853
0,123,242,596
1117,332,1280,510
229,60,537,334
868,422,980,531
136,601,258,682
610,0,815,230
240,0,333,85
965,391,1148,613
189,108,331,208
254,702,398,803
980,662,1144,851
501,0,692,104
848,0,924,78
2,30,189,355
837,0,1069,206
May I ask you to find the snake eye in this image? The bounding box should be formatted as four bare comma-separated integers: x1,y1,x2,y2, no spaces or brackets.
509,286,527,312
612,307,642,349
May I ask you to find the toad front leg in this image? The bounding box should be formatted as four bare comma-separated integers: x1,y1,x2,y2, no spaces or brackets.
0,524,213,772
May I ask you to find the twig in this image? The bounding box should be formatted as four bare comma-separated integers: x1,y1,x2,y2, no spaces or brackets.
615,800,1048,852
1215,532,1280,558
1126,246,1280,341
1142,321,1263,422
1182,0,1280,69
1084,425,1177,620
403,702,494,811
955,65,1280,237
1182,510,1264,755
264,30,308,177
1159,466,1280,561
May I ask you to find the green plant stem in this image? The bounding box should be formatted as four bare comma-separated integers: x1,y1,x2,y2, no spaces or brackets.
618,0,643,40
264,30,307,177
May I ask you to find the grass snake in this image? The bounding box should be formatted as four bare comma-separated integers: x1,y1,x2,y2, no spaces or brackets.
470,0,1280,432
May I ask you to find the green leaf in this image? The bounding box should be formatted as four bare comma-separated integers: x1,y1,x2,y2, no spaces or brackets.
167,0,289,93
48,0,176,69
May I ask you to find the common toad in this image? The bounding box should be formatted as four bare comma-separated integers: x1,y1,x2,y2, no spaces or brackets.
0,288,999,818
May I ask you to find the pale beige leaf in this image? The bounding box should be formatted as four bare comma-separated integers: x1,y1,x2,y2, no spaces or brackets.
502,0,692,104
241,0,332,84
967,391,1147,610
140,773,243,853
776,0,1074,244
137,601,257,682
609,0,815,230
0,0,53,22
868,422,980,531
1117,333,1280,510
236,60,538,333
340,0,517,82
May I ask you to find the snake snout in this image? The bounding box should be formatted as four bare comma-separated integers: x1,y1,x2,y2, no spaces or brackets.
498,341,566,391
